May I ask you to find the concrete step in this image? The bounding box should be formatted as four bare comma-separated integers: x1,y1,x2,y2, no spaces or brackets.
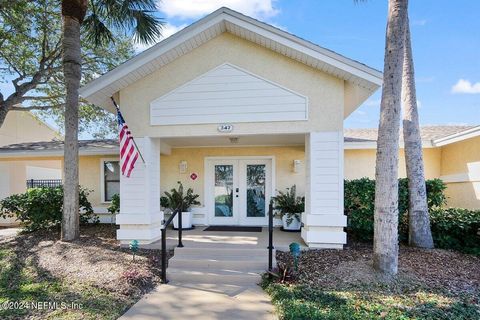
174,246,270,258
169,255,271,271
167,268,262,285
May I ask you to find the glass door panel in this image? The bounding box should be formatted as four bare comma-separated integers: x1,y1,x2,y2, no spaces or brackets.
214,165,234,217
246,164,266,217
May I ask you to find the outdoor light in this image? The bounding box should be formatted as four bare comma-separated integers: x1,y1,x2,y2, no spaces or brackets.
179,160,188,174
293,159,302,173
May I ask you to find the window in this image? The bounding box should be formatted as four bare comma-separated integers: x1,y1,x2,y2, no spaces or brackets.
103,160,120,202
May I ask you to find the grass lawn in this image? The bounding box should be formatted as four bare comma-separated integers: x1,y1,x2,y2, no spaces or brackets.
0,225,168,320
263,243,480,320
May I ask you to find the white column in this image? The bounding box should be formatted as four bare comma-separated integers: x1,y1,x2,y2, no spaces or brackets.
116,137,163,245
302,131,346,248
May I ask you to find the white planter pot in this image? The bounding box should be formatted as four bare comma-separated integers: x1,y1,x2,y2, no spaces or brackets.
282,213,301,230
173,212,193,229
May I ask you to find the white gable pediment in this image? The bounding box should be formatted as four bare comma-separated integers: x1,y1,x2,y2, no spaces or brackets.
150,63,308,125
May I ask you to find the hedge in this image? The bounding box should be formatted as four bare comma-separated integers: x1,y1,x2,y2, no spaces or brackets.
0,187,97,231
345,178,480,254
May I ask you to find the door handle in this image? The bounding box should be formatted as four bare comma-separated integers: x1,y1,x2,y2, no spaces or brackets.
236,188,239,193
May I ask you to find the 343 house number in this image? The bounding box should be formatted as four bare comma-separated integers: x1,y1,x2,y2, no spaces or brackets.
217,124,233,133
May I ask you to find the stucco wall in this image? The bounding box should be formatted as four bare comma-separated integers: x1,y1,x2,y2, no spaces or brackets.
160,146,305,205
440,136,480,209
344,148,442,180
0,111,59,147
119,32,345,138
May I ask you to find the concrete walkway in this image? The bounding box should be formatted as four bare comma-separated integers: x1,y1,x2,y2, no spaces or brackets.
0,227,22,239
119,282,277,320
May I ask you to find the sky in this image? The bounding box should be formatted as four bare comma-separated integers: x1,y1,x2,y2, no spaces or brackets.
1,0,479,131
147,0,480,128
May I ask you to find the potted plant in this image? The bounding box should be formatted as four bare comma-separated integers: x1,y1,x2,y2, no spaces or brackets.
163,181,200,230
272,185,304,231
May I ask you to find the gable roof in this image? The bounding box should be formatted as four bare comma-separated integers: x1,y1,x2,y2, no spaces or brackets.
344,125,478,148
79,7,382,112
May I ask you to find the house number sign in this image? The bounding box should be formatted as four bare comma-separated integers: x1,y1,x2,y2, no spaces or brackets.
217,124,233,133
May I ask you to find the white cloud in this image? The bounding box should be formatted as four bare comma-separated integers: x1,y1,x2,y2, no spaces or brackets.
412,19,427,26
134,23,188,52
451,79,480,94
160,0,279,20
416,100,422,108
355,110,367,116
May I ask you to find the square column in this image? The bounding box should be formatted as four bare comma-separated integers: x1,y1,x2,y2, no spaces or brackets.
302,131,347,248
116,137,163,245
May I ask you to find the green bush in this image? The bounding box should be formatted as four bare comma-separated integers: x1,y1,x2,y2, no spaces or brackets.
0,187,97,231
345,178,446,242
107,193,120,215
430,208,480,254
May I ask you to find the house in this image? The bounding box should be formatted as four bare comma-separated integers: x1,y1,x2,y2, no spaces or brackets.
0,111,62,225
0,8,477,248
345,126,480,209
76,7,383,248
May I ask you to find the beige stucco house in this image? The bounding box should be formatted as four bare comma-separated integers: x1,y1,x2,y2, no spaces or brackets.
0,111,62,225
76,7,384,248
0,8,478,248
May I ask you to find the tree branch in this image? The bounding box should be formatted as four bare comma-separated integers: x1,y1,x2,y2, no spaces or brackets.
11,103,65,111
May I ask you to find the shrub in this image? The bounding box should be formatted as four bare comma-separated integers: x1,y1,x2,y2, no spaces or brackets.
345,178,447,242
0,186,97,231
430,208,480,254
107,193,120,214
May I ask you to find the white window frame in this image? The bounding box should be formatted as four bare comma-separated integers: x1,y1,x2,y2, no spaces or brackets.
100,157,120,203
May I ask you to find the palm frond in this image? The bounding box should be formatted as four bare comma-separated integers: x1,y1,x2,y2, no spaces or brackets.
84,0,164,47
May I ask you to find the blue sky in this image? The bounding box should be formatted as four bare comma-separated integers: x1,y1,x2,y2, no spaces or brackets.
155,0,480,128
1,0,478,131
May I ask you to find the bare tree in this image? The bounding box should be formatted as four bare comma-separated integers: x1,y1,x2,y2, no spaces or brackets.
373,0,409,275
402,15,434,248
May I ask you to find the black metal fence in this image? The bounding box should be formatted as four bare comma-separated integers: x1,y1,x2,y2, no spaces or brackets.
26,179,62,189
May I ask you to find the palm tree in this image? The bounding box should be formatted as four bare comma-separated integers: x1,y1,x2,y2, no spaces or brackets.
373,0,408,275
61,0,163,241
402,15,434,248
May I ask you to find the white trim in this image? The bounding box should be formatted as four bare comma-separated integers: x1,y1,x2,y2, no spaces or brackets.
79,7,382,110
100,157,120,203
433,126,480,146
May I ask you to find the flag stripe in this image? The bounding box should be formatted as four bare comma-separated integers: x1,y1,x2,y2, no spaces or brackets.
117,109,140,178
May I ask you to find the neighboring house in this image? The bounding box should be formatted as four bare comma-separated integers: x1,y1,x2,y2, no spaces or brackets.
345,126,480,209
0,111,62,225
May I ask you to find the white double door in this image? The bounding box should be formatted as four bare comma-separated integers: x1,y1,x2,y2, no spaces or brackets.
206,158,272,226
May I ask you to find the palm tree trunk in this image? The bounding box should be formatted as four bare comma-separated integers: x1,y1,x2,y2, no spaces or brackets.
61,0,87,241
373,0,408,275
402,17,434,248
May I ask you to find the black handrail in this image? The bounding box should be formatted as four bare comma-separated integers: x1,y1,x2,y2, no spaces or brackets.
268,202,274,271
161,208,183,284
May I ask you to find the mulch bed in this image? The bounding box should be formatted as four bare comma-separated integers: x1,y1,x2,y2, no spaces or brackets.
277,242,480,296
0,225,172,296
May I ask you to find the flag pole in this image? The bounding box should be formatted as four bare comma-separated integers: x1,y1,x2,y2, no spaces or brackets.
110,97,146,164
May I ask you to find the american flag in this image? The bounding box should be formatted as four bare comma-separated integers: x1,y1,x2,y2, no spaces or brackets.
117,109,139,178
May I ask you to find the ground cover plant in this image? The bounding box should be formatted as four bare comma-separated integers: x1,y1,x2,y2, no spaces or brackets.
263,244,480,319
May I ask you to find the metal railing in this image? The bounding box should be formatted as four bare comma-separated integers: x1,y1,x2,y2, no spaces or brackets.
161,208,183,284
268,202,274,271
26,179,62,189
